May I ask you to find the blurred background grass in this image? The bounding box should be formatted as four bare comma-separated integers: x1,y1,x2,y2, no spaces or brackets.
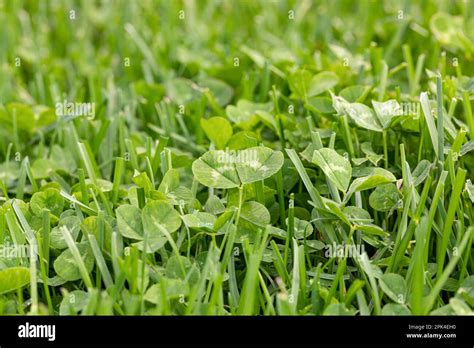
0,0,473,105
0,0,473,180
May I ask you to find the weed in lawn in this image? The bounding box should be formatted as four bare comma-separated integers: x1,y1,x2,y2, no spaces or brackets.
0,0,473,316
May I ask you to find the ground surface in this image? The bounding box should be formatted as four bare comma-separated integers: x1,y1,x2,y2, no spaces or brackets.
0,0,473,315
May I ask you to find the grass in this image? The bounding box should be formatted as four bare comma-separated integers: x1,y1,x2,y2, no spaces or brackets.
0,0,473,316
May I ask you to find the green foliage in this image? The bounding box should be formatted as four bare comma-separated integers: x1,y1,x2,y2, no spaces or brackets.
0,267,30,295
312,148,352,192
0,0,473,317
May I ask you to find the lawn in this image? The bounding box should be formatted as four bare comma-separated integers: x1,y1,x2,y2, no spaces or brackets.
0,0,473,316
